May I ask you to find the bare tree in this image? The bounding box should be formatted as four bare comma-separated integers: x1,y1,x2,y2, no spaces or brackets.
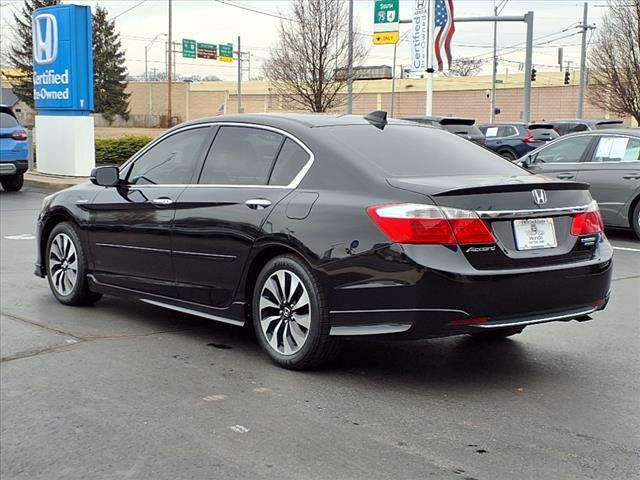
264,0,366,112
443,57,484,77
587,0,640,123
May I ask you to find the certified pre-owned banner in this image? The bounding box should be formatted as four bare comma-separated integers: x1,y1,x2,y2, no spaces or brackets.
411,0,428,72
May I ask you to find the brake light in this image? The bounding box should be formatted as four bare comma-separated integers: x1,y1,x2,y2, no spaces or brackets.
571,202,604,235
367,204,496,245
522,129,542,144
11,130,27,141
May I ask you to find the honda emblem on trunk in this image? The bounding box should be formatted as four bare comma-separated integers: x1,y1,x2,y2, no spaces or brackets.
532,189,547,205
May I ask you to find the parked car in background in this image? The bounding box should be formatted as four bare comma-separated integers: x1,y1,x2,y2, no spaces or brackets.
402,115,485,145
479,123,559,160
548,119,624,136
0,105,29,192
35,112,612,370
519,129,640,238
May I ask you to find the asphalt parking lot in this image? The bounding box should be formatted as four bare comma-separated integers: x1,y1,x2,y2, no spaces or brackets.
1,188,639,480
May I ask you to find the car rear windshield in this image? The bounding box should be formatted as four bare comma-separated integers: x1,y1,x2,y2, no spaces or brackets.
0,112,18,128
324,125,523,177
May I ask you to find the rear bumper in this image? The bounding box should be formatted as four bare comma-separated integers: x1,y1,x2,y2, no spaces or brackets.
328,241,613,338
0,160,28,176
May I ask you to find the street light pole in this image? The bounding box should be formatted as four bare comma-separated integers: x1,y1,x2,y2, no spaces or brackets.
347,0,354,114
145,33,167,82
490,5,498,123
577,2,589,119
237,35,243,114
167,0,172,125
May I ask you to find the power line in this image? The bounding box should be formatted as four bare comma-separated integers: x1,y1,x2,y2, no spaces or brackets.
112,0,148,21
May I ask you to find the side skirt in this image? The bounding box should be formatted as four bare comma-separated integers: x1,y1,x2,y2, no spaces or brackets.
87,274,246,327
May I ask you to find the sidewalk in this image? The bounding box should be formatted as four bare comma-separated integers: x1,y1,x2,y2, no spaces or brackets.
24,171,88,191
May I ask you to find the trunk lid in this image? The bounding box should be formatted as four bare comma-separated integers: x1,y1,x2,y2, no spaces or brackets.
387,175,598,269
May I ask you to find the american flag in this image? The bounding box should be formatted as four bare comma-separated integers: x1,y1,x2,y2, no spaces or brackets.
434,0,455,71
215,103,225,116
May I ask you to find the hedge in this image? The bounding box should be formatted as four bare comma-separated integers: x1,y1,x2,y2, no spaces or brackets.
95,136,152,165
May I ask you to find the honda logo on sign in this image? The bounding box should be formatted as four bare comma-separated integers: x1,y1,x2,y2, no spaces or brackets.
532,189,547,205
33,13,58,65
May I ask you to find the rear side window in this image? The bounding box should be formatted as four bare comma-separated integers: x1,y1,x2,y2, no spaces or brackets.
497,126,516,137
269,138,310,186
127,127,209,185
325,125,523,177
200,126,283,185
0,112,18,128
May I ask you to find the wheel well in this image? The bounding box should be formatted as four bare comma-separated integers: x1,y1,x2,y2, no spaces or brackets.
39,213,73,271
629,194,640,227
243,245,301,317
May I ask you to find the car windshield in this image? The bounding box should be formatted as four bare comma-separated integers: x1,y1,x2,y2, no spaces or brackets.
324,124,522,177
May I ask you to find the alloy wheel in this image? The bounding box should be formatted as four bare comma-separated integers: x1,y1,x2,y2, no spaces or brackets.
49,233,78,296
259,269,311,356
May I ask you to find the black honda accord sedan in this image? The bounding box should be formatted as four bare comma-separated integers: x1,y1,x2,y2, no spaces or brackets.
35,112,613,369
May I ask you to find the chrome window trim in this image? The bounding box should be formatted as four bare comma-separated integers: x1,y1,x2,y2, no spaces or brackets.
475,202,593,219
119,121,314,190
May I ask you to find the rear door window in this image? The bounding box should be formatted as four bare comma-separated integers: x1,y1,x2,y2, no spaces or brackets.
325,125,523,177
199,126,284,185
591,136,640,162
532,136,593,164
268,138,310,186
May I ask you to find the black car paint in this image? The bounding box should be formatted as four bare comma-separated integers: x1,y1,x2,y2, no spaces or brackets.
35,114,613,339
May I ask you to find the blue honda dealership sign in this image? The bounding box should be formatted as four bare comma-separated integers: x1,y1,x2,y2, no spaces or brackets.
32,5,93,115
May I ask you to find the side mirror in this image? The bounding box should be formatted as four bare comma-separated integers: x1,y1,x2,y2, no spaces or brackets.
90,166,120,187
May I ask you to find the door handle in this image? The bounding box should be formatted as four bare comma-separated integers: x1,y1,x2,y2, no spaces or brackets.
152,197,174,206
556,174,575,179
245,198,272,210
623,174,640,179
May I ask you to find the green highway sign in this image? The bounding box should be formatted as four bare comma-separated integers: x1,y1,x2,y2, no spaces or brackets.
495,79,504,84
374,0,399,26
219,43,233,63
197,42,217,60
182,39,197,59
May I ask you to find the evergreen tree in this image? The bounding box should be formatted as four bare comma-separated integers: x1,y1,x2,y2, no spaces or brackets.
93,5,130,121
7,0,60,107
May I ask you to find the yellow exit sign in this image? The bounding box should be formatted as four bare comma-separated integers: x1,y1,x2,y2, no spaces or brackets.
373,31,399,45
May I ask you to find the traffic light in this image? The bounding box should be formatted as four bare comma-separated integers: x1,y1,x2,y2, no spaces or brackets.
564,70,571,85
531,68,537,82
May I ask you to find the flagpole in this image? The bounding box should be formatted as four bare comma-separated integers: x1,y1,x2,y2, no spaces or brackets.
426,0,436,115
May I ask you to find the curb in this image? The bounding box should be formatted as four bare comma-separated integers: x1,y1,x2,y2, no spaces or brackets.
24,172,88,191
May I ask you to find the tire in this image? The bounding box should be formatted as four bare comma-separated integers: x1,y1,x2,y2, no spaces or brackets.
632,201,640,239
499,151,516,161
45,222,102,306
1,174,24,192
252,254,337,370
468,326,524,340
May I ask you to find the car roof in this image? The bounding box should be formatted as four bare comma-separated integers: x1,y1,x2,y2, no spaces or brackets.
549,119,624,124
561,128,640,138
182,113,415,129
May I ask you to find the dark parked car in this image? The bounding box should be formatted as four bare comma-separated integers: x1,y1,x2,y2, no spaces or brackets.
519,129,640,238
0,105,29,191
479,123,559,160
402,115,485,145
35,113,612,369
548,119,624,136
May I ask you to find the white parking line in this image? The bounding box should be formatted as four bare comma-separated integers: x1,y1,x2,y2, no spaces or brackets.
613,246,640,253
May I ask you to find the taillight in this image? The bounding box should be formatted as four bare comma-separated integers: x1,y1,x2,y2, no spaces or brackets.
571,202,604,235
522,129,542,144
11,130,27,141
367,204,496,245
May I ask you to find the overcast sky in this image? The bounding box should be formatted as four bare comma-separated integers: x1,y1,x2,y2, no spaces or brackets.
0,0,607,81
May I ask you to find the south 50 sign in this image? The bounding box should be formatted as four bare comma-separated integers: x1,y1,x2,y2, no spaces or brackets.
32,5,94,115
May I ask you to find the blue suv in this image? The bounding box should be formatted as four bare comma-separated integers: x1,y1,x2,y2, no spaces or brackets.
478,123,558,160
0,105,29,191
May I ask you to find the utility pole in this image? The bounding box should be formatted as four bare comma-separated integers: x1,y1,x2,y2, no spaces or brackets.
237,35,243,113
490,5,498,122
167,0,172,125
390,43,397,117
522,11,534,123
426,0,435,115
347,0,354,114
577,2,588,119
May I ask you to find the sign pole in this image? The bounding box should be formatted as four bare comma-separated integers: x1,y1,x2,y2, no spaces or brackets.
426,0,435,115
390,43,397,117
167,0,172,125
347,0,354,114
237,35,243,114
